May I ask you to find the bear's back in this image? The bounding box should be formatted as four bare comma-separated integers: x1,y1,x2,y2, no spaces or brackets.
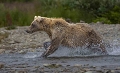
61,24,90,47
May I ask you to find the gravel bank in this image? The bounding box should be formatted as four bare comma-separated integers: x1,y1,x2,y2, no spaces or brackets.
0,26,50,53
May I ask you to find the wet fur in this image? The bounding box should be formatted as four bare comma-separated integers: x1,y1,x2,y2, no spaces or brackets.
27,16,107,57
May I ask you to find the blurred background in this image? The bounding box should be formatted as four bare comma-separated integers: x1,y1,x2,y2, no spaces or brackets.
0,0,120,28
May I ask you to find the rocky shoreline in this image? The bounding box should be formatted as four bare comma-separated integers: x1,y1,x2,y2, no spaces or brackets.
0,26,50,54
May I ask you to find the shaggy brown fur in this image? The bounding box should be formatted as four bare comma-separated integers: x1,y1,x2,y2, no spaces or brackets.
26,16,107,57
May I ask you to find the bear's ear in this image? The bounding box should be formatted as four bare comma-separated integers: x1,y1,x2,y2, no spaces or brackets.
37,16,45,23
34,16,38,20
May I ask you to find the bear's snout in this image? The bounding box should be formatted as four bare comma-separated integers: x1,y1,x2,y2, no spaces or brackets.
25,30,32,33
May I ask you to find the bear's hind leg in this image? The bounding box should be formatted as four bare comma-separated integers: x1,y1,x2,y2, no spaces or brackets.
43,41,51,50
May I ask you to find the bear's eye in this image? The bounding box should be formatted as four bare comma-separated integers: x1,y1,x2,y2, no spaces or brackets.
31,24,35,27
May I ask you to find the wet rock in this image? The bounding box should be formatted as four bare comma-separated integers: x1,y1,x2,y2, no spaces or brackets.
0,49,5,54
15,70,28,73
18,50,26,54
8,41,15,44
0,63,4,69
43,64,62,68
85,71,93,73
66,65,70,67
43,64,51,67
81,70,86,73
104,70,111,73
83,68,90,72
61,61,66,63
116,67,120,70
91,66,96,68
4,50,12,53
84,64,89,66
111,70,115,73
74,64,82,67
34,66,40,68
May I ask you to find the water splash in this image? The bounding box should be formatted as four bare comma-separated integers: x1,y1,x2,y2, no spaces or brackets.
107,39,120,55
23,52,42,58
49,45,103,57
49,39,120,57
23,39,120,58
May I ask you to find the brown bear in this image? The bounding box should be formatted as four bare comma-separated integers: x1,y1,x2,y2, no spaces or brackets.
26,16,107,57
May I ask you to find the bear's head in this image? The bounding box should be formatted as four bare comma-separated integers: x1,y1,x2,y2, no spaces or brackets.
26,16,51,33
26,16,69,34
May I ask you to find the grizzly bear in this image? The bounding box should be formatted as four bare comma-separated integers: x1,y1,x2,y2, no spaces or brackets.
26,16,107,57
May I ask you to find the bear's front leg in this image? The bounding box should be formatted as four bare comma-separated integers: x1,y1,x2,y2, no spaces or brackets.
41,37,62,57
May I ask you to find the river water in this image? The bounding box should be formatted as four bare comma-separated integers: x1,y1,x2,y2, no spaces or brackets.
0,39,120,72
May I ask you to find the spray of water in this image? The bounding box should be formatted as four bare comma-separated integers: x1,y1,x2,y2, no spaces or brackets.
23,39,120,58
49,39,120,57
107,39,120,55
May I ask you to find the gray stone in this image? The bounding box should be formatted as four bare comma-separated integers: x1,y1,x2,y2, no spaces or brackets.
0,49,5,54
0,63,4,69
